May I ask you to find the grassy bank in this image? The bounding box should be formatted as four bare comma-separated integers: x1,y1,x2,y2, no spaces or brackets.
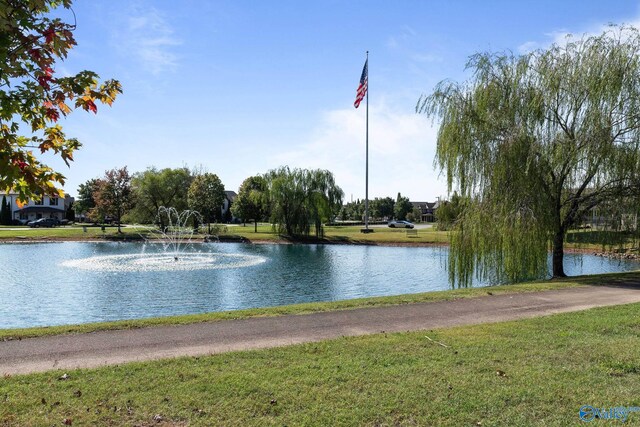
0,223,449,244
2,271,639,341
2,302,639,426
228,224,449,244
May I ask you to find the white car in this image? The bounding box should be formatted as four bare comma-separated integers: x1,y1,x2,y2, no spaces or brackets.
388,220,414,229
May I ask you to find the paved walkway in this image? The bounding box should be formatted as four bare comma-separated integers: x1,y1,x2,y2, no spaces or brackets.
1,285,639,375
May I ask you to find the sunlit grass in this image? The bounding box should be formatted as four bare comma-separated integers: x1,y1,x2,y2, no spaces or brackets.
2,302,639,425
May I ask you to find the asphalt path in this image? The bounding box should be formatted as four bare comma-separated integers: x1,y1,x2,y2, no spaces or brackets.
1,284,639,375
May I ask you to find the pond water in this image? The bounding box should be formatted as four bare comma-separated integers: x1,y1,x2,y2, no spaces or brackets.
0,242,637,329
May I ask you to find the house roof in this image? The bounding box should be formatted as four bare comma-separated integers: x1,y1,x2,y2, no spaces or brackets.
16,206,63,214
225,190,238,201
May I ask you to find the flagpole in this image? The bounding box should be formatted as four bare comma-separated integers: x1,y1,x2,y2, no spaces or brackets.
364,50,370,233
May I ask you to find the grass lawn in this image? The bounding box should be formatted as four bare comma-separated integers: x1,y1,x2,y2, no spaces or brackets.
2,302,639,426
223,223,450,245
0,225,144,240
0,223,449,244
3,271,639,341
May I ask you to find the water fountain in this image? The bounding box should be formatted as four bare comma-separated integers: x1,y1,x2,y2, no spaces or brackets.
61,207,266,272
146,206,203,261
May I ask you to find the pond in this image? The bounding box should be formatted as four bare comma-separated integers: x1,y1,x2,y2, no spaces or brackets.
0,242,637,329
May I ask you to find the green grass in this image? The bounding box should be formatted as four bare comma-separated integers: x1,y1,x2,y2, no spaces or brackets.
0,223,449,244
0,225,144,240
2,302,640,426
2,271,639,341
228,223,449,244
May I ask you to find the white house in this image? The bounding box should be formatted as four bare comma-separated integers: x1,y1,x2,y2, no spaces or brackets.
3,192,74,223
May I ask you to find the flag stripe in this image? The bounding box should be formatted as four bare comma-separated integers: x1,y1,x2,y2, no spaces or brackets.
354,59,368,108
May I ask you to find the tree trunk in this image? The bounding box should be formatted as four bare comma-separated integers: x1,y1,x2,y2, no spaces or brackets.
254,220,257,233
552,230,566,278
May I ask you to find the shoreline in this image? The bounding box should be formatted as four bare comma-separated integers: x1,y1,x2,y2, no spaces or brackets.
0,234,450,248
0,235,635,254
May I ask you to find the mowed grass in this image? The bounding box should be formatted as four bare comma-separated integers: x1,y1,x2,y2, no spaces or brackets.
227,223,449,244
4,271,639,341
0,223,449,244
2,303,640,426
0,225,144,240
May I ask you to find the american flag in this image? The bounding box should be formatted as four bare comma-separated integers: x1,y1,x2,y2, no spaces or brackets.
354,59,368,108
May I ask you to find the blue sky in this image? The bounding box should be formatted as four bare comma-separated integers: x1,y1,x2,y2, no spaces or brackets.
46,0,640,201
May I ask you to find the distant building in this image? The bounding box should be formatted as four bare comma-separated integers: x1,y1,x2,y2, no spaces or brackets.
4,192,74,223
411,201,440,222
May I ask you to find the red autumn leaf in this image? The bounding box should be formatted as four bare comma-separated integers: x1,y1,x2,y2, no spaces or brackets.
13,160,28,171
37,74,51,89
43,27,56,44
85,99,97,114
46,108,59,122
28,48,41,61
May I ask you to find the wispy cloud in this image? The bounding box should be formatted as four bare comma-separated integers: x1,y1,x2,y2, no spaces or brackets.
112,4,181,75
517,29,573,53
386,25,443,66
268,102,445,201
518,21,640,54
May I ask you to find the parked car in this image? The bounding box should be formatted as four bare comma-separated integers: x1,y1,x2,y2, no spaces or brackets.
27,218,59,228
388,220,415,229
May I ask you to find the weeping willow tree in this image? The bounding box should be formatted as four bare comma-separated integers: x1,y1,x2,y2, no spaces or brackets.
266,167,344,237
418,26,640,287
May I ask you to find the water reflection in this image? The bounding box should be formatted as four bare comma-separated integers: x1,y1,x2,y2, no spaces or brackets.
0,242,637,328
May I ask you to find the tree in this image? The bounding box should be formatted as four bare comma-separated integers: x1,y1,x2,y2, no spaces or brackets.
0,195,11,225
94,167,133,233
129,167,193,224
418,26,640,286
267,167,308,236
394,193,413,220
75,178,99,219
231,175,269,232
339,200,363,221
187,173,226,233
370,197,395,220
306,169,344,237
266,167,344,237
65,200,75,222
436,193,465,231
1,1,121,201
407,206,422,223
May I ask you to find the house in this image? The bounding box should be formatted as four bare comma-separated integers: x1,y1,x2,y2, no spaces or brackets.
411,201,440,222
3,192,74,224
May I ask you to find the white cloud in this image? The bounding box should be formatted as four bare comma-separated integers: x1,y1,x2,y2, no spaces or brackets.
112,4,181,75
268,102,446,202
517,29,573,53
518,21,640,54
